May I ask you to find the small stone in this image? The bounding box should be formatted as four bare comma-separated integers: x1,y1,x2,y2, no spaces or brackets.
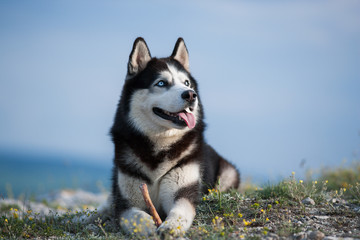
302,197,315,205
308,231,325,240
264,233,279,240
323,237,339,240
308,209,318,214
293,231,306,240
314,216,329,220
331,198,346,204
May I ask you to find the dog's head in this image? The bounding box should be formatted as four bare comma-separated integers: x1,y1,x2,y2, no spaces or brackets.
121,38,202,135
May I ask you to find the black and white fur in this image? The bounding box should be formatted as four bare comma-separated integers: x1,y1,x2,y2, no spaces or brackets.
102,38,240,236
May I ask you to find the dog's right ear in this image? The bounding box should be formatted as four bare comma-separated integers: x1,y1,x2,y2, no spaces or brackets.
128,37,151,75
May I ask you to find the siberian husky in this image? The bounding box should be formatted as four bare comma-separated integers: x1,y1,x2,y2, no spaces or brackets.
99,38,240,236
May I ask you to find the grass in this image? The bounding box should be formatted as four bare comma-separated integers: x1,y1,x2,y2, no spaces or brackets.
1,163,359,239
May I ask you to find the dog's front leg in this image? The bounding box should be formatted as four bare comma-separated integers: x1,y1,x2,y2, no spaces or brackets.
157,162,201,235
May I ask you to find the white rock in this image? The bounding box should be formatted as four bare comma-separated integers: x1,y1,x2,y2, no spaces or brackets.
308,231,325,240
302,197,315,205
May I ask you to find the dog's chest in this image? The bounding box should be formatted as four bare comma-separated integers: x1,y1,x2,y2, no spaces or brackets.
116,137,198,209
117,148,178,208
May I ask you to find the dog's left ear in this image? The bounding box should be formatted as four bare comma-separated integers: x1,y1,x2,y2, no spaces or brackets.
171,38,190,72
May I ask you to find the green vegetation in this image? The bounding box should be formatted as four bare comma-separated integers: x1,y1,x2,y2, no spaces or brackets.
1,163,359,239
319,162,360,202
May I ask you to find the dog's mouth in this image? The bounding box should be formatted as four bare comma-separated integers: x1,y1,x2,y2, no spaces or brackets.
153,107,196,129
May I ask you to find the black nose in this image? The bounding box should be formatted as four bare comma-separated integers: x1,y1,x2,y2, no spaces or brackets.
181,90,197,102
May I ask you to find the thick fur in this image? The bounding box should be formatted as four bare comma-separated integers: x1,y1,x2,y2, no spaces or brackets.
102,38,239,236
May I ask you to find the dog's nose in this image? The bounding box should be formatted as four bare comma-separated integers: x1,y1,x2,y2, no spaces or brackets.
181,90,197,102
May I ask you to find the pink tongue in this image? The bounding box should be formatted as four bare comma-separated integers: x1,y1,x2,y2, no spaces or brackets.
178,112,196,129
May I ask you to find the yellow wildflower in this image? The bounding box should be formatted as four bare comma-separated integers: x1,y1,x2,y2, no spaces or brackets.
299,180,303,183
238,213,243,218
4,219,8,223
243,219,251,226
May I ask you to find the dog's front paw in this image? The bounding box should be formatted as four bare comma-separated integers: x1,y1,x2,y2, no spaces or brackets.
120,209,157,236
157,218,186,237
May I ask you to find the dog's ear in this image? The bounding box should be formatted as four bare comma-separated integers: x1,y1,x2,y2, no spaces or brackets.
128,37,151,75
171,38,189,72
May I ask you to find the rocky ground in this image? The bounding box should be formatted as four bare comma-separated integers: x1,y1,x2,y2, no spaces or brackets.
1,189,359,239
227,196,360,240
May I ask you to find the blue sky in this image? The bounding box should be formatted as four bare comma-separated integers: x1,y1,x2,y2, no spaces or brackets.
1,0,359,182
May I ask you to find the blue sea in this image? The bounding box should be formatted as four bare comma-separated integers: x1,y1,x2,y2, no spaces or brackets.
0,150,112,198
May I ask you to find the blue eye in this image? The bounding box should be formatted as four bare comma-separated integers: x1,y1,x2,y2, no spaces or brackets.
184,80,190,87
156,80,167,87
